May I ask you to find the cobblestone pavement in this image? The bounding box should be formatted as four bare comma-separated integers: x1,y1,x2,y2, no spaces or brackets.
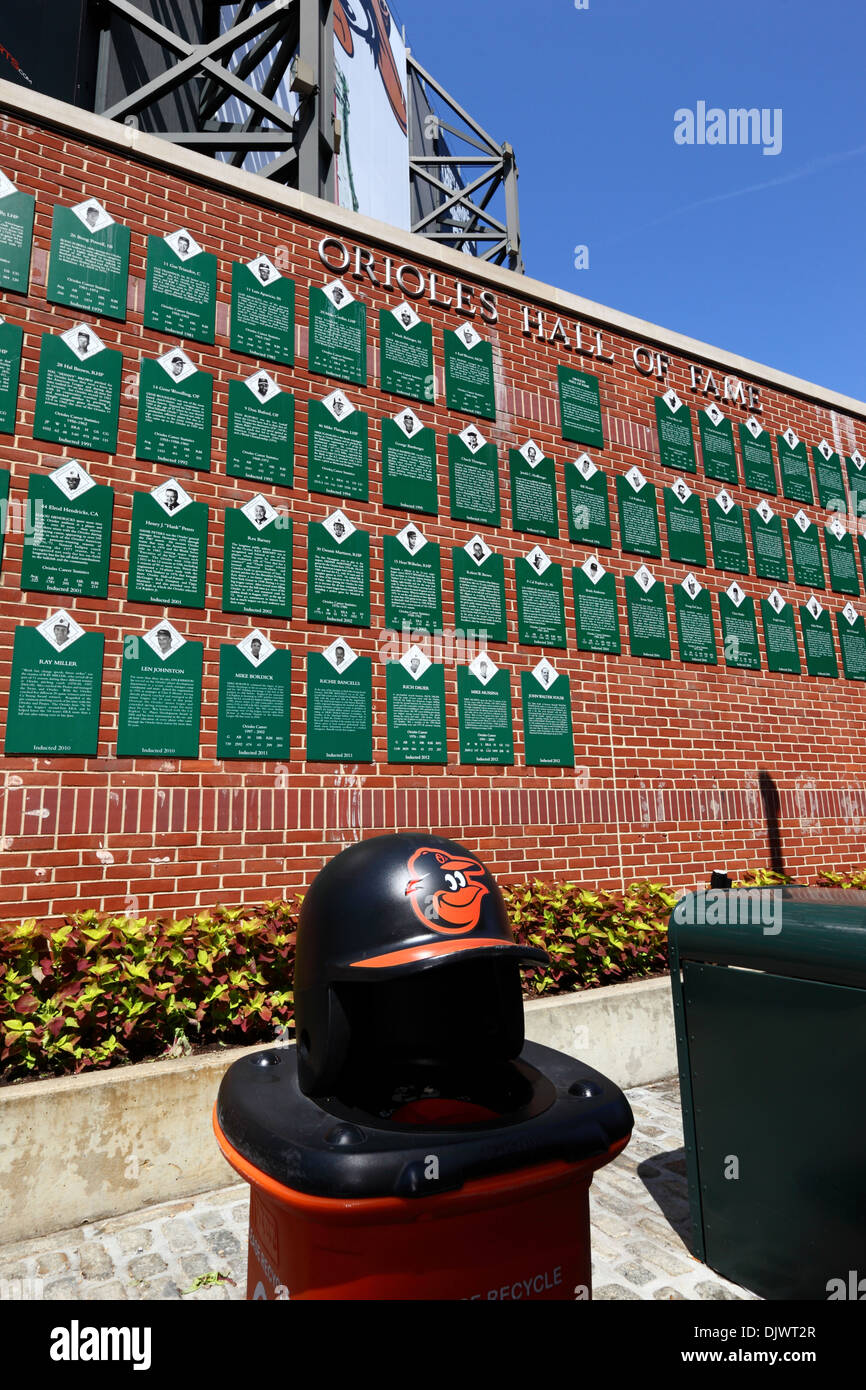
0,1076,756,1302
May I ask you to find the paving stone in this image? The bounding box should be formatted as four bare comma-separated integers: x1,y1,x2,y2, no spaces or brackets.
230,1203,248,1222
127,1253,168,1281
654,1285,686,1300
179,1253,213,1280
35,1252,69,1276
594,1283,642,1300
79,1243,114,1280
43,1277,80,1300
617,1261,656,1287
695,1281,742,1300
86,1281,128,1300
164,1219,199,1253
194,1210,223,1230
204,1230,243,1262
114,1228,153,1254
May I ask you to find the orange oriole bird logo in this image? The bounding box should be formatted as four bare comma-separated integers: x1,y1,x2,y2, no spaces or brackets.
334,0,408,136
405,847,489,934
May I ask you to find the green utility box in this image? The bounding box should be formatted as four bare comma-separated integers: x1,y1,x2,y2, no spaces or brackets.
669,885,866,1300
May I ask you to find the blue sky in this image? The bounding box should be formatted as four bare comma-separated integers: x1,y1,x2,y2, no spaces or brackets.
398,0,866,400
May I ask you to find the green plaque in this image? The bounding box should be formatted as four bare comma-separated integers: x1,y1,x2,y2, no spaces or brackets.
708,489,749,574
748,500,788,582
788,510,826,589
625,566,671,660
674,574,717,665
0,468,10,574
452,538,507,644
143,230,217,344
306,642,373,763
655,389,696,473
800,596,838,677
117,623,202,759
837,602,866,681
5,613,102,755
217,634,292,760
457,657,514,765
386,648,448,764
557,365,603,448
230,255,294,365
718,582,761,670
223,496,293,618
617,466,661,557
0,316,23,434
379,302,434,402
860,535,866,592
761,590,801,674
812,440,846,511
846,449,866,520
307,511,370,627
384,525,442,633
21,462,113,598
308,389,369,500
565,453,611,547
572,556,621,654
509,440,559,538
0,171,34,293
663,476,706,566
226,370,294,487
777,426,814,504
699,404,738,484
308,280,367,386
824,519,860,596
136,349,212,472
46,199,130,321
33,325,121,452
521,661,574,767
381,407,438,514
443,322,495,420
515,546,567,648
738,417,777,494
448,426,500,527
127,480,208,609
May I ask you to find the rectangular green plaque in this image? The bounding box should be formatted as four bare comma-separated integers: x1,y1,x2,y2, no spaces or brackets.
812,441,846,511
837,603,866,681
824,520,860,596
384,529,442,633
33,327,121,452
136,351,212,472
308,391,369,501
572,557,621,654
306,645,373,762
699,405,738,484
708,490,749,574
800,598,838,677
761,591,801,674
452,540,507,644
617,467,661,557
738,418,777,494
143,231,217,344
308,282,367,386
223,500,292,618
307,514,370,627
457,661,514,765
521,664,574,767
674,575,717,665
5,619,103,755
217,638,292,760
128,482,208,609
230,257,295,365
777,427,814,504
0,468,10,574
0,316,23,434
719,584,761,669
22,464,113,598
860,535,866,592
443,324,495,419
0,175,35,293
655,390,696,472
788,511,826,589
226,373,294,487
515,548,567,647
625,569,671,660
664,477,706,566
846,450,866,520
382,409,438,514
448,429,500,528
557,365,603,448
46,201,130,321
380,304,434,402
386,654,447,764
509,442,559,538
748,501,788,582
566,454,611,547
117,631,202,759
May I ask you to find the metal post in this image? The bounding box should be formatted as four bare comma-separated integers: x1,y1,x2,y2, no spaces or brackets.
502,143,523,272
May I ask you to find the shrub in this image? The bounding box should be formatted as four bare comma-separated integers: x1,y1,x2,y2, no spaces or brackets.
816,870,866,890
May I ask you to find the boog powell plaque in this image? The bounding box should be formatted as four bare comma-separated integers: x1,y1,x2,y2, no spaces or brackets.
34,323,122,453
217,630,292,760
22,460,113,598
226,368,294,488
136,347,213,471
117,620,203,759
144,228,217,344
128,478,208,609
5,610,103,756
46,197,130,321
230,254,295,366
223,495,293,619
306,639,373,764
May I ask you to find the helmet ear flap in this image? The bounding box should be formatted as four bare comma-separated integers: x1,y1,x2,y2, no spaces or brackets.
296,987,352,1096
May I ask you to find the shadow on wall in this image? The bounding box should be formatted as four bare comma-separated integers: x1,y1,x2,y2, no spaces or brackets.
758,770,785,878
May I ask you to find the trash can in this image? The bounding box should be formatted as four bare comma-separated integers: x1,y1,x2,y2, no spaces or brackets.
669,884,866,1300
214,833,633,1300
